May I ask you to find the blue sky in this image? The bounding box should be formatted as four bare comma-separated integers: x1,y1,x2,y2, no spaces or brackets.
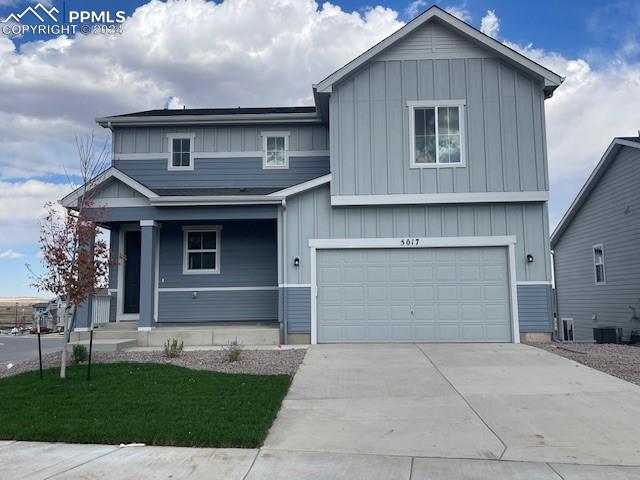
1,0,639,297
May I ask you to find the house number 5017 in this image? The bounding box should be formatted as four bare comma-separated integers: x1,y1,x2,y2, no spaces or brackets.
400,238,420,247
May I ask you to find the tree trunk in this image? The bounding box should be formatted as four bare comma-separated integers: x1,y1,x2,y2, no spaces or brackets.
60,306,75,380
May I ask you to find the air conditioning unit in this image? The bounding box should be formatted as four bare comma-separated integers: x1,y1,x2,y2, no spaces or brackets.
593,327,623,344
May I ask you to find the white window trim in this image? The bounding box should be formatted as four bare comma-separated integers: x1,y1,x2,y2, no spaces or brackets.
308,235,519,345
261,131,290,169
167,133,196,171
182,225,222,275
561,317,575,342
407,99,466,169
593,243,606,285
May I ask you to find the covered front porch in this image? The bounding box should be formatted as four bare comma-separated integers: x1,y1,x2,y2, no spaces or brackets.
74,203,284,347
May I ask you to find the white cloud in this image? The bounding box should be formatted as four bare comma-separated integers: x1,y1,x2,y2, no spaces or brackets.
0,249,24,259
444,5,471,22
0,0,403,180
480,10,499,38
406,0,427,18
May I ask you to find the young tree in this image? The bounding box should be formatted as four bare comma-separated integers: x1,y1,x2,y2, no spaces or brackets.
29,133,112,379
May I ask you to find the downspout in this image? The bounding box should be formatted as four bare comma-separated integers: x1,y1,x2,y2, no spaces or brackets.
550,249,560,341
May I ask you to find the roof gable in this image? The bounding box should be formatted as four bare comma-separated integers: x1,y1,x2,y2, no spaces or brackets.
60,167,157,209
551,138,640,246
314,6,562,97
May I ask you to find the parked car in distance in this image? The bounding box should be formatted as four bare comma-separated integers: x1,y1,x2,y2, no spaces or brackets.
30,326,51,334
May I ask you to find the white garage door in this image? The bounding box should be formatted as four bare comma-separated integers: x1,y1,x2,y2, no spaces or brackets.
316,247,512,343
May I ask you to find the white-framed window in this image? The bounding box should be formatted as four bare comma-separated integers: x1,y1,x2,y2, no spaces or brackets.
262,132,289,169
167,133,195,171
561,318,575,342
407,100,466,168
182,226,221,274
593,244,606,285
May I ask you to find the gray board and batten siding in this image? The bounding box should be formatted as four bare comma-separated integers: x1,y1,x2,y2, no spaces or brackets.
554,144,640,342
329,23,549,197
112,124,330,190
281,184,553,336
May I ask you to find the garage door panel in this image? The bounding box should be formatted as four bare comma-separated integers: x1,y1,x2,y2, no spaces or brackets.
316,246,511,343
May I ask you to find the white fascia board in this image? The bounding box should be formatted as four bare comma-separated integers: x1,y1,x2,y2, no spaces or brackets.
268,174,332,198
60,167,158,208
315,7,562,93
330,191,549,206
309,235,517,249
551,138,640,246
149,195,284,207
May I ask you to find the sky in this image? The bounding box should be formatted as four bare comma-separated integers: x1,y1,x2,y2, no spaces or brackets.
0,0,639,297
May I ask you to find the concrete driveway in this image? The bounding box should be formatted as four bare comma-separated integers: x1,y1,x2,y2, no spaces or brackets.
265,343,640,466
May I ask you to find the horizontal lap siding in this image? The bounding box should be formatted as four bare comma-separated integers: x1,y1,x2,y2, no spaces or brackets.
284,287,311,334
159,220,277,289
158,290,277,323
331,56,547,196
555,146,640,342
517,284,552,332
113,157,329,190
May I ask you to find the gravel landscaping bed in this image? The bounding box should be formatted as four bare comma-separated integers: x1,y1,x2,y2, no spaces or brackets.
532,342,640,386
1,348,306,379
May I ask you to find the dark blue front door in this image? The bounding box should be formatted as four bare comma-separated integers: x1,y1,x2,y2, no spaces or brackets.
123,231,141,314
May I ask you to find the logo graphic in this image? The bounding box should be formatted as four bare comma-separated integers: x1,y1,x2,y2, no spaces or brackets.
1,3,59,23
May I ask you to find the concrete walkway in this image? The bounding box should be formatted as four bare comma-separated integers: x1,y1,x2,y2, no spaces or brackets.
2,441,640,479
4,343,640,479
265,343,640,466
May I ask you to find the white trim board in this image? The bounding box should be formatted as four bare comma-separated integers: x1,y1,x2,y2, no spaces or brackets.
114,150,329,161
278,284,312,288
158,286,278,292
331,191,549,206
308,235,520,345
516,281,552,285
268,174,332,198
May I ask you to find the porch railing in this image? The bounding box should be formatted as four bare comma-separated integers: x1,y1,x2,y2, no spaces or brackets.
91,294,111,327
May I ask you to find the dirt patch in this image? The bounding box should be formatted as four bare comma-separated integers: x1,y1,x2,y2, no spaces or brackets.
1,348,306,379
532,342,640,386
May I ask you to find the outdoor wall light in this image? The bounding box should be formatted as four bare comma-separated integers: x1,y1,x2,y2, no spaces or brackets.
192,291,198,299
293,257,300,267
526,254,534,263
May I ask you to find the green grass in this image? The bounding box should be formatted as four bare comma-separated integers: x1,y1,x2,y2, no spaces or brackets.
0,363,291,448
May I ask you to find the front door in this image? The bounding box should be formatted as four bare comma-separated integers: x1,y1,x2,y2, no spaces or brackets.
123,231,141,315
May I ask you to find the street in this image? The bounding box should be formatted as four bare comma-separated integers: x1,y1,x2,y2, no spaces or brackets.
0,334,63,365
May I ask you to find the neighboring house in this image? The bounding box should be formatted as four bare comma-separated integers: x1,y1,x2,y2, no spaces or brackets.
32,299,65,330
32,302,52,330
62,6,561,345
551,137,640,343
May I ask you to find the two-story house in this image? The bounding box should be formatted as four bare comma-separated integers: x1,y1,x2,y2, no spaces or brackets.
62,6,562,346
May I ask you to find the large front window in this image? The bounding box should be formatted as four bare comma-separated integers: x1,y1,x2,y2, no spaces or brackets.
409,101,465,167
183,226,221,274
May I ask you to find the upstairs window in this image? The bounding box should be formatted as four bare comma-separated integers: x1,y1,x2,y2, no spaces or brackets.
168,134,194,170
262,132,289,169
408,101,465,168
593,244,606,285
183,226,221,274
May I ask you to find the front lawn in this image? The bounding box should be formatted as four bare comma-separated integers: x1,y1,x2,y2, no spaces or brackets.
0,362,291,447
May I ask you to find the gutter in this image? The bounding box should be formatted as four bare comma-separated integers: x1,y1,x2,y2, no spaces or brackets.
96,112,323,127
